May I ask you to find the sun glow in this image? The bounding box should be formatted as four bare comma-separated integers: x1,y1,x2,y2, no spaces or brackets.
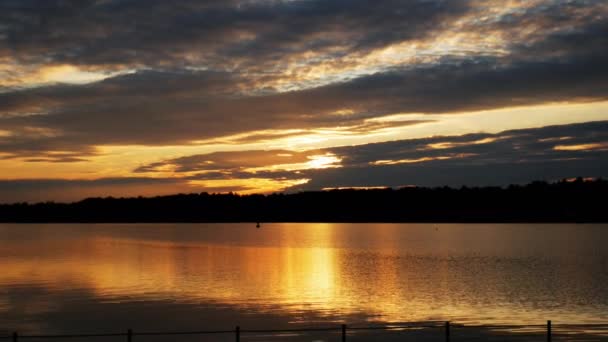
371,153,476,166
187,177,310,194
553,143,608,151
371,156,452,165
0,62,135,89
39,65,123,84
426,137,500,150
242,153,342,174
306,154,342,169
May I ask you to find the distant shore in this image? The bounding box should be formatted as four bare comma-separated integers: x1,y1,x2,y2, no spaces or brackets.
1,179,606,223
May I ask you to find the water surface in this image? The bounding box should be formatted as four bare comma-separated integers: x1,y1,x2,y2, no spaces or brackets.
1,223,607,338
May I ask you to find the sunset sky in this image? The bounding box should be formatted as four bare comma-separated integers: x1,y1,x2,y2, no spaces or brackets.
1,0,607,202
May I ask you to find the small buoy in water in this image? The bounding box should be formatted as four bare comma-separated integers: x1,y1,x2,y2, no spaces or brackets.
256,222,261,228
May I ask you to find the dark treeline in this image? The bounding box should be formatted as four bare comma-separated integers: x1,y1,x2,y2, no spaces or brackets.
1,178,607,223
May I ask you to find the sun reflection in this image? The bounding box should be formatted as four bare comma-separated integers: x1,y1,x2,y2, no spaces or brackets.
1,223,607,326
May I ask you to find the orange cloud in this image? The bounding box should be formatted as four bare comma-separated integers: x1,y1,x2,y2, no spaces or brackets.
553,143,608,151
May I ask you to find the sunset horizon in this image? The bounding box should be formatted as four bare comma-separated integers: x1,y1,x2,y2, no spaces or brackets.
2,1,608,340
1,0,607,202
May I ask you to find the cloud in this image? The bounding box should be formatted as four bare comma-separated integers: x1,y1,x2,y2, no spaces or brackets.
0,68,438,156
0,0,470,69
0,177,195,203
134,149,340,185
134,149,325,173
2,121,607,203
0,1,607,159
133,120,608,188
1,0,608,201
328,121,608,166
298,121,608,189
2,44,608,158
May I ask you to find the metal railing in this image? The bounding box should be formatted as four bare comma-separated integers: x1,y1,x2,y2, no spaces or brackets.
2,320,608,341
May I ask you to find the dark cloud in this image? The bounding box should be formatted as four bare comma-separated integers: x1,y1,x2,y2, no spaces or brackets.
2,121,607,203
0,67,437,155
134,149,325,175
2,42,608,157
0,177,194,203
132,121,608,188
23,156,88,163
298,121,608,189
0,0,470,68
330,121,608,167
0,1,607,157
298,157,608,191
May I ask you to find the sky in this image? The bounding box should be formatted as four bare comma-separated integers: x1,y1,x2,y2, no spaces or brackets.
0,0,607,203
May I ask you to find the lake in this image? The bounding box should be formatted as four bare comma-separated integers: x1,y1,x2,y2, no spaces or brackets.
1,223,607,340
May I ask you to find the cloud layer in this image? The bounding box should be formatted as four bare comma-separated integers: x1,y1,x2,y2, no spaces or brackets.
1,0,607,200
2,121,606,203
137,120,608,187
0,0,607,158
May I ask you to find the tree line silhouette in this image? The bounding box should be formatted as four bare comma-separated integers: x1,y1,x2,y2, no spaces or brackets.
1,178,606,223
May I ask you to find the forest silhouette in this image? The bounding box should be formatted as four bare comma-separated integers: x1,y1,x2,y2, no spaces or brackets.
1,178,606,223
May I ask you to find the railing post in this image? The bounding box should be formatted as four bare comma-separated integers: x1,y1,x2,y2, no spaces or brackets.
445,321,450,342
127,328,132,342
547,320,551,342
342,324,346,342
235,325,240,342
12,332,17,342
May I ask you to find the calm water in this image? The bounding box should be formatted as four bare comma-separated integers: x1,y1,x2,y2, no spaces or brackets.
1,223,607,338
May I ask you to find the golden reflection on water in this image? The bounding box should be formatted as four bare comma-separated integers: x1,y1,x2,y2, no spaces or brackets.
1,238,341,308
1,223,607,328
